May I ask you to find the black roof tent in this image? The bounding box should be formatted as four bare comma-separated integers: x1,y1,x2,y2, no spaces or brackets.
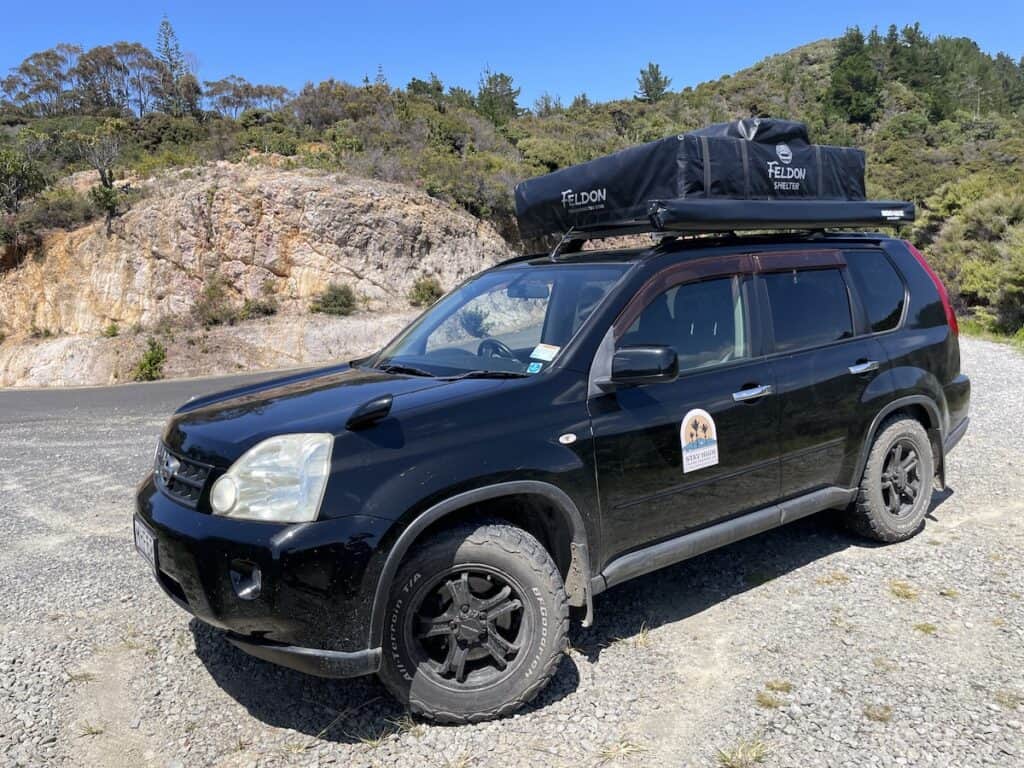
514,118,914,243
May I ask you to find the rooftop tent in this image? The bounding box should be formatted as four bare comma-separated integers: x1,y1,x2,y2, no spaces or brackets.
513,118,913,240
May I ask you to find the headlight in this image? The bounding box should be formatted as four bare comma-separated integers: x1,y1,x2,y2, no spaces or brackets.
209,434,333,523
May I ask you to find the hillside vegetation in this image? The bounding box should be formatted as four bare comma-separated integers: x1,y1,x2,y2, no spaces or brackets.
2,20,1023,338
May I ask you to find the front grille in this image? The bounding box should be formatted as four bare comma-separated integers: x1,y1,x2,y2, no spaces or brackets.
154,442,212,508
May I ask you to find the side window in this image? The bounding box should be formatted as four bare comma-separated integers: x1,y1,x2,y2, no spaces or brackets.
764,268,853,352
619,276,749,372
845,250,905,332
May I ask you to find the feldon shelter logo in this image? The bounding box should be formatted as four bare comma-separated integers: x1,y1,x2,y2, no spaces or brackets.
766,142,806,192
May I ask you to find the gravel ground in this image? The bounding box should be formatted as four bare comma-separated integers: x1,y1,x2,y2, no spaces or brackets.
1,337,1022,768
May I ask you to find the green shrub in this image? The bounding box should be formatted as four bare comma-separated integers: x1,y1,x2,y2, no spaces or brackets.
240,296,278,319
459,307,490,338
193,274,238,327
101,322,119,338
17,186,96,231
310,283,357,315
409,276,444,307
133,337,167,381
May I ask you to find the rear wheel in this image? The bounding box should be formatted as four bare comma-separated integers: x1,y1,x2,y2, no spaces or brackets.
846,416,934,542
378,521,568,723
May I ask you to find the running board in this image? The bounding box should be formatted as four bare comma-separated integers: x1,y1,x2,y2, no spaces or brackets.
592,486,856,594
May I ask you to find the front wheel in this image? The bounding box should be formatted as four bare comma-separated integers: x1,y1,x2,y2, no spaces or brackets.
845,416,935,542
378,522,569,723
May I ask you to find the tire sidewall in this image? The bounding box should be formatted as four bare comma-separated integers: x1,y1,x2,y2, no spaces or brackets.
380,529,564,719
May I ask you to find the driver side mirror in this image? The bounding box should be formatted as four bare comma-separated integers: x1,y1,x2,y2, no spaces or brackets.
610,346,679,386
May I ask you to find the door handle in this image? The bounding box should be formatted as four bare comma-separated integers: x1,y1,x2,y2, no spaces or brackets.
732,384,774,402
848,360,880,375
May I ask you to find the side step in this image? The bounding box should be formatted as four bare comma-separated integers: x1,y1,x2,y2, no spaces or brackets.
592,486,855,594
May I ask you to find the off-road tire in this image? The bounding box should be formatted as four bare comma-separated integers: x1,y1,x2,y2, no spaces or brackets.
378,521,569,723
846,416,934,542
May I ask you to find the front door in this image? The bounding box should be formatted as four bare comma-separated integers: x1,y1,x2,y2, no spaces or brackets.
589,270,780,563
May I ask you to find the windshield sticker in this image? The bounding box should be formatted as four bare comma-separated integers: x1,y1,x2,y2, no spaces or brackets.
681,409,719,473
530,343,561,362
527,362,543,374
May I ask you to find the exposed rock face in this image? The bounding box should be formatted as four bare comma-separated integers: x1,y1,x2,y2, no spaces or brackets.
0,163,512,338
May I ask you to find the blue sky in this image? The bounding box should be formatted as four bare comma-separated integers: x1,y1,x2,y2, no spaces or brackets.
4,0,1023,106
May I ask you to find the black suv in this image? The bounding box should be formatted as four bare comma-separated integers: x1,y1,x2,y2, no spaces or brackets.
135,232,969,722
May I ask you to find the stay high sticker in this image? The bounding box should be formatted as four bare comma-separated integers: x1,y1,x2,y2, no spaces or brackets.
681,408,719,473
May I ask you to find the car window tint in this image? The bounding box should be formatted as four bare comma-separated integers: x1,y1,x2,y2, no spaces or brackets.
846,250,905,332
619,277,748,372
764,268,853,352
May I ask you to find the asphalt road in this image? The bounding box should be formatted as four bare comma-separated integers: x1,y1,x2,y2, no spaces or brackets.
2,338,1022,768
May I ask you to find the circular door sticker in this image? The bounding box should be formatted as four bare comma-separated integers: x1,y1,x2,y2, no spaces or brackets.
681,408,719,473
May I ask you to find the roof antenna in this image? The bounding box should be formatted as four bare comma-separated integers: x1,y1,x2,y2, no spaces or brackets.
549,227,576,262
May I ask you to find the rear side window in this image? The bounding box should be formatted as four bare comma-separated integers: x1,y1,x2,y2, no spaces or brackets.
845,250,905,332
764,268,853,352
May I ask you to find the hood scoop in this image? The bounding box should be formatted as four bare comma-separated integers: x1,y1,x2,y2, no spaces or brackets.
346,394,394,430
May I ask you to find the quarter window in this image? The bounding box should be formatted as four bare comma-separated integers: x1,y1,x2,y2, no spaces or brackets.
764,268,853,352
619,277,749,372
846,250,905,332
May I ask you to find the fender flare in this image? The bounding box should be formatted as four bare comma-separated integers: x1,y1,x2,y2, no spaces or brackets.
854,394,944,486
367,480,594,650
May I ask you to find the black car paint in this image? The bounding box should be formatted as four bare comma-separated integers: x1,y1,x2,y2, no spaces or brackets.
135,233,969,670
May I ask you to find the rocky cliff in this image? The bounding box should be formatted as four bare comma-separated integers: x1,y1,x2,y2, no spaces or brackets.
0,163,513,386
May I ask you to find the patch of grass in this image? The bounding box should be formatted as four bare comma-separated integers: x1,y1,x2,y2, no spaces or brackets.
959,318,1024,351
78,722,105,737
132,337,167,381
597,738,648,762
994,690,1023,710
387,715,425,738
193,273,239,327
715,738,770,768
310,282,357,316
938,587,960,598
872,656,897,673
913,622,938,635
239,296,278,320
101,321,119,338
358,729,391,748
889,580,919,601
632,622,651,648
863,704,893,723
765,679,793,693
409,276,444,307
234,736,252,751
992,617,1007,628
816,570,850,586
67,669,97,683
755,690,784,709
926,538,943,546
283,740,313,754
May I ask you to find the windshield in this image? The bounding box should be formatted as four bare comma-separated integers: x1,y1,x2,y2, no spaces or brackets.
370,263,630,377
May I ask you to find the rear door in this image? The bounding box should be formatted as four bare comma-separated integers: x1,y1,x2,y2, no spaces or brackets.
756,250,889,498
588,256,780,561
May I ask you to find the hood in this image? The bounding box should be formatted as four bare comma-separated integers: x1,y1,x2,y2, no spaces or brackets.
163,364,449,466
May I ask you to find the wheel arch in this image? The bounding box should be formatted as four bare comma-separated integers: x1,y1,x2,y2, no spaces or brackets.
854,395,945,489
368,481,594,650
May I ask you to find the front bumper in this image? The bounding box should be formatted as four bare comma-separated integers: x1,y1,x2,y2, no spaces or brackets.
135,475,391,672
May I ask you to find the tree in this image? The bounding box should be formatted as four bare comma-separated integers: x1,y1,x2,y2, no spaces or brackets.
0,148,46,214
155,16,189,116
533,92,563,117
476,68,519,126
2,44,81,116
635,62,672,103
826,27,882,124
114,42,160,116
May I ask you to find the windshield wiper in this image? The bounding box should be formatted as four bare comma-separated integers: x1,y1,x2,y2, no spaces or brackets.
375,363,437,378
446,370,530,380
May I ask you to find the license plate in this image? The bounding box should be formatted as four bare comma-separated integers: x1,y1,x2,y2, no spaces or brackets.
134,518,156,570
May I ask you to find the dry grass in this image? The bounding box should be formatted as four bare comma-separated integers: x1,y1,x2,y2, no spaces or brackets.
938,587,960,598
872,656,897,673
913,622,938,635
994,690,1023,710
388,715,426,738
716,738,771,768
66,669,97,683
755,690,784,709
863,704,893,722
632,622,652,648
765,679,793,693
816,570,850,586
78,722,105,737
597,739,649,762
889,580,919,600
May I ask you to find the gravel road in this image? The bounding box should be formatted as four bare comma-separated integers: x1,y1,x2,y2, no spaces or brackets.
1,338,1022,768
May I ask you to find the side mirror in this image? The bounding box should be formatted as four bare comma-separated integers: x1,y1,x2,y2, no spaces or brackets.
610,346,679,386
